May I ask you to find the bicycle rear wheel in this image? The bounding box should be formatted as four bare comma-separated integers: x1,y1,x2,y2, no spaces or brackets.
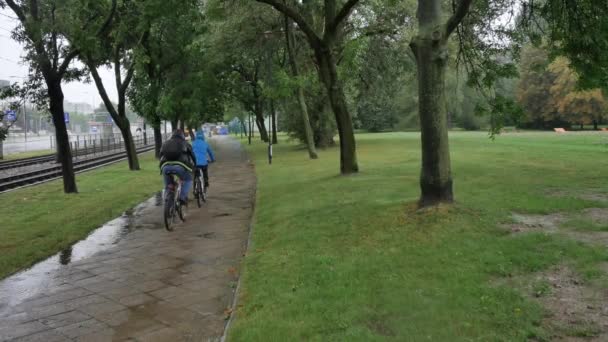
164,191,175,231
195,179,202,208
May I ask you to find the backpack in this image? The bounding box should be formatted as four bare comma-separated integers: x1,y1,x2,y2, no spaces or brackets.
162,138,183,161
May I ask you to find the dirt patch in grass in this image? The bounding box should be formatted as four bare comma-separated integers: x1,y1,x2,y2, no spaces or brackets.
581,208,608,225
546,189,608,203
365,317,396,337
497,266,608,341
504,213,565,233
536,266,608,341
563,231,608,247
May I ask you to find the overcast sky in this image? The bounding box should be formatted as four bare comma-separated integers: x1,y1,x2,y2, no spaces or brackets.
0,9,118,109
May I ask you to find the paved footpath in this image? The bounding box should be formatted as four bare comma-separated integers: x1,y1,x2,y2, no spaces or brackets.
0,136,256,341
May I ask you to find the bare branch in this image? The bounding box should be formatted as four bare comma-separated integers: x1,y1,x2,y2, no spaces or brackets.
51,3,58,70
57,49,79,77
87,56,120,122
29,0,38,20
329,0,360,33
446,0,474,36
113,46,122,93
97,0,117,37
4,0,26,23
255,0,321,48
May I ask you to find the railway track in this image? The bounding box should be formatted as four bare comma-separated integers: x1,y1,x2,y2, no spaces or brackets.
0,146,155,193
0,154,56,172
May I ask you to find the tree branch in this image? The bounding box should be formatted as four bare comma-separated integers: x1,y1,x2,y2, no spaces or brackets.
445,0,474,36
329,0,360,33
87,56,119,121
51,3,58,70
97,0,117,37
113,46,123,94
57,49,79,77
29,0,38,20
121,63,136,95
3,0,26,22
255,0,322,48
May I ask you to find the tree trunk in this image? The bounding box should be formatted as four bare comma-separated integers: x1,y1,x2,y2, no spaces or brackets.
285,15,317,159
271,100,278,144
48,80,78,193
118,122,140,170
254,103,269,142
153,125,162,159
0,140,3,160
593,120,598,130
316,49,358,174
248,113,253,144
411,1,453,207
143,121,147,145
171,119,178,131
241,120,246,138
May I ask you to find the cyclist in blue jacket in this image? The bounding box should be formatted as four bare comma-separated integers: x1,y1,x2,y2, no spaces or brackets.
192,130,215,188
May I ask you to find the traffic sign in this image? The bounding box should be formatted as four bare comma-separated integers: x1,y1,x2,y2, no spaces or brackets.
64,112,69,123
4,110,16,122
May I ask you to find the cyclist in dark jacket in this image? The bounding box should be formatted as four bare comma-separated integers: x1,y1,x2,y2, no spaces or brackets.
160,130,196,204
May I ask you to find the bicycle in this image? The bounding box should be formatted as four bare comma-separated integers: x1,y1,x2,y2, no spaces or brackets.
164,173,185,231
193,167,207,208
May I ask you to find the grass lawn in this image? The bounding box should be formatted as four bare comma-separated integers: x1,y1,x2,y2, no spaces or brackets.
230,131,608,341
2,149,54,160
0,152,162,278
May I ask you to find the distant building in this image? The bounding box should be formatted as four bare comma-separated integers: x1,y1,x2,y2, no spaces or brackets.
64,100,93,114
0,79,10,89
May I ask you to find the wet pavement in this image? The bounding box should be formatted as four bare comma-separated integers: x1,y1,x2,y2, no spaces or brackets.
0,136,256,341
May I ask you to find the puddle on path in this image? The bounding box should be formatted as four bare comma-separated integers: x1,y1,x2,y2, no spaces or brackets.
0,192,163,314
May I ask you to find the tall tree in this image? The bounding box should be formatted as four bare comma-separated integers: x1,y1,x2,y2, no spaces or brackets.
0,0,96,193
70,0,146,170
255,0,360,174
284,15,317,159
409,0,473,207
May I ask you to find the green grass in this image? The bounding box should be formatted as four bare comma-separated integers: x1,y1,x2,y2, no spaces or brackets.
230,131,608,341
0,152,162,278
2,149,54,160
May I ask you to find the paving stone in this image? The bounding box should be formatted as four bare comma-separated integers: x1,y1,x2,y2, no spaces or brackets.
78,300,126,317
134,327,184,342
0,312,34,329
132,280,167,293
148,286,192,300
0,321,49,341
63,294,108,310
19,287,92,309
10,329,67,342
38,310,91,329
117,293,156,307
24,302,71,321
54,318,108,339
97,285,142,301
89,309,132,327
71,328,115,342
111,315,166,340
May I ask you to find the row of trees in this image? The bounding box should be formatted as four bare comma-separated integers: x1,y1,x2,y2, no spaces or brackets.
2,0,606,207
1,0,224,193
518,46,606,129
